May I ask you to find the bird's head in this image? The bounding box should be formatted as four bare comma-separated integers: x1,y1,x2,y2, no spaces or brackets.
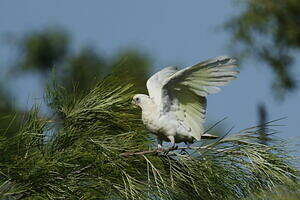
132,94,150,109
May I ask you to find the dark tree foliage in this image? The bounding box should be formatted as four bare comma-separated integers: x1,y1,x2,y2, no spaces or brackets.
0,84,21,138
12,26,151,96
60,47,106,95
111,50,151,92
16,26,70,73
257,103,271,145
225,0,300,98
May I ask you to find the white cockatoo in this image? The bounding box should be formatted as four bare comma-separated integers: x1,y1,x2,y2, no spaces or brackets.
132,56,238,148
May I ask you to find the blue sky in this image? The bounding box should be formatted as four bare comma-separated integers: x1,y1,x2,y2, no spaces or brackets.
0,0,299,140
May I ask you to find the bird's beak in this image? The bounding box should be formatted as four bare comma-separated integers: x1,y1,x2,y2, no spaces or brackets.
131,100,138,108
131,100,137,107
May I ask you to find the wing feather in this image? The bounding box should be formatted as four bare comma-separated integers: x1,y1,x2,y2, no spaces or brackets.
173,88,206,140
161,56,238,140
146,66,178,105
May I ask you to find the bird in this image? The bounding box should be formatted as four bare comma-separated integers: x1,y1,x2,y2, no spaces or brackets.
132,56,238,149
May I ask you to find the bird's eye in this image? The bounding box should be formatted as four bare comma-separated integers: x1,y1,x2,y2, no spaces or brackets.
136,97,140,102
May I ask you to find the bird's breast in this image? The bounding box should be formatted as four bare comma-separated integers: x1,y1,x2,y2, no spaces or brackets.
142,111,161,133
142,111,184,136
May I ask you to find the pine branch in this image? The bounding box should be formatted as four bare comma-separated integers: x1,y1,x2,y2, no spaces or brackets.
120,146,198,157
119,142,225,157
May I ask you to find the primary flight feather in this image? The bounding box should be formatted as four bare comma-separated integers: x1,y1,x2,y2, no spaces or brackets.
132,56,238,148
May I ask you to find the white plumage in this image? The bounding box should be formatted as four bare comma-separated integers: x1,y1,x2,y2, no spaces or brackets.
132,56,238,148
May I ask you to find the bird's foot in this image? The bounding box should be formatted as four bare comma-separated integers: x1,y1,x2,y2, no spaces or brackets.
155,147,164,156
171,145,178,150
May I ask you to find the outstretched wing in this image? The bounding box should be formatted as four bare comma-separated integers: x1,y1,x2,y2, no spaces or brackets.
146,66,178,105
160,56,238,140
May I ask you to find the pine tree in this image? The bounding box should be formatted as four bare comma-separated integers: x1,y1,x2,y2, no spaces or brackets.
0,73,298,199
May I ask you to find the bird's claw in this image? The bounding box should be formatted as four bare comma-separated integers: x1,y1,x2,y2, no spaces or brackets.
155,147,164,156
171,145,178,150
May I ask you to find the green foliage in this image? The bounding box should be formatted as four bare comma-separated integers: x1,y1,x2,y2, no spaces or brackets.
246,184,300,200
0,84,21,138
59,47,106,95
0,75,298,199
111,50,151,92
11,26,151,97
56,48,151,96
225,0,300,98
16,26,70,72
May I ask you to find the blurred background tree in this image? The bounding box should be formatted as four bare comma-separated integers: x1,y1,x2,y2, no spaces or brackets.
225,0,300,98
257,102,270,145
59,47,106,95
111,50,151,92
0,84,20,137
15,26,70,74
10,26,151,96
